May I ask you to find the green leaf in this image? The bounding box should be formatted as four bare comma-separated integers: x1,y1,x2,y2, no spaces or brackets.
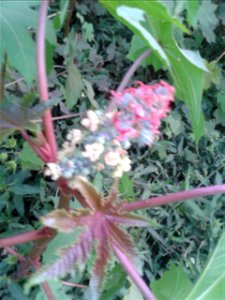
0,1,56,83
197,0,219,43
19,142,44,171
186,0,199,28
123,281,144,300
119,173,135,201
184,230,225,300
8,283,30,300
115,5,170,66
0,97,59,141
9,184,40,195
127,35,162,70
65,61,84,109
0,1,38,83
100,0,207,142
204,61,221,90
164,41,206,143
43,230,82,265
151,264,193,300
36,281,71,300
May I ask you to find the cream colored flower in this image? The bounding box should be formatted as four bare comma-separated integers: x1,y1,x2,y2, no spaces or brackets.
120,156,131,172
81,118,90,129
81,110,100,132
67,129,82,144
44,163,61,180
104,151,121,166
113,166,123,178
82,143,104,162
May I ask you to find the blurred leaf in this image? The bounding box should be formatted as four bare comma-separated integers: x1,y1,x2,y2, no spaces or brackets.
123,281,144,300
186,0,199,28
197,0,219,43
217,91,225,112
185,230,225,300
217,3,225,25
65,60,84,109
83,79,98,108
13,196,25,217
36,281,71,300
9,184,40,195
0,2,38,83
204,61,221,89
0,97,59,141
93,172,103,193
8,283,30,300
151,264,193,300
0,1,56,83
19,142,44,171
119,173,135,201
165,41,206,143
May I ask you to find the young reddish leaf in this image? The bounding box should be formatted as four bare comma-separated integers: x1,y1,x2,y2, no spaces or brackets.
92,222,110,292
69,176,103,211
105,221,135,256
41,208,91,232
27,229,93,287
105,212,150,227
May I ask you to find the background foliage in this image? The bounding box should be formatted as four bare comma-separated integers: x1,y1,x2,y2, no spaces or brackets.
0,0,224,299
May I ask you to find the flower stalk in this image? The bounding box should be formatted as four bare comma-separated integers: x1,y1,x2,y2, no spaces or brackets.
36,0,57,162
122,184,225,212
112,243,156,300
0,228,51,248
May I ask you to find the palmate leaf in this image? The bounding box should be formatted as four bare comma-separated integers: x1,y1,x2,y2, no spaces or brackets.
28,177,150,297
100,0,208,143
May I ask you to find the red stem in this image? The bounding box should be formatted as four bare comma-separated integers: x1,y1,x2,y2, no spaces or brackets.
41,282,55,300
36,0,57,162
0,228,50,248
112,244,156,300
20,130,51,162
122,184,225,212
108,49,151,111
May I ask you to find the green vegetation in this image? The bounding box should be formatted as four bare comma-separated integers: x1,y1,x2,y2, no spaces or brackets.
0,0,224,299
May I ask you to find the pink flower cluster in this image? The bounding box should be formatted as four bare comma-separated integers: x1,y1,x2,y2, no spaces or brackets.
111,81,175,147
45,81,175,182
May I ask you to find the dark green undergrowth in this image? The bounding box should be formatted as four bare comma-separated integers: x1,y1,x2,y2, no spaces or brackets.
0,0,225,299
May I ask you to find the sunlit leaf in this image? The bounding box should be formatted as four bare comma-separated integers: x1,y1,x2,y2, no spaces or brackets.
185,230,225,300
151,264,193,300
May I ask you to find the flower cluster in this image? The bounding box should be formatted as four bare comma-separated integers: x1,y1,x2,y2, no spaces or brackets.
44,110,131,184
45,81,175,183
111,81,175,147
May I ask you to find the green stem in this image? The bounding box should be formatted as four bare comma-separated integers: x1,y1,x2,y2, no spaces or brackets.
122,184,225,212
